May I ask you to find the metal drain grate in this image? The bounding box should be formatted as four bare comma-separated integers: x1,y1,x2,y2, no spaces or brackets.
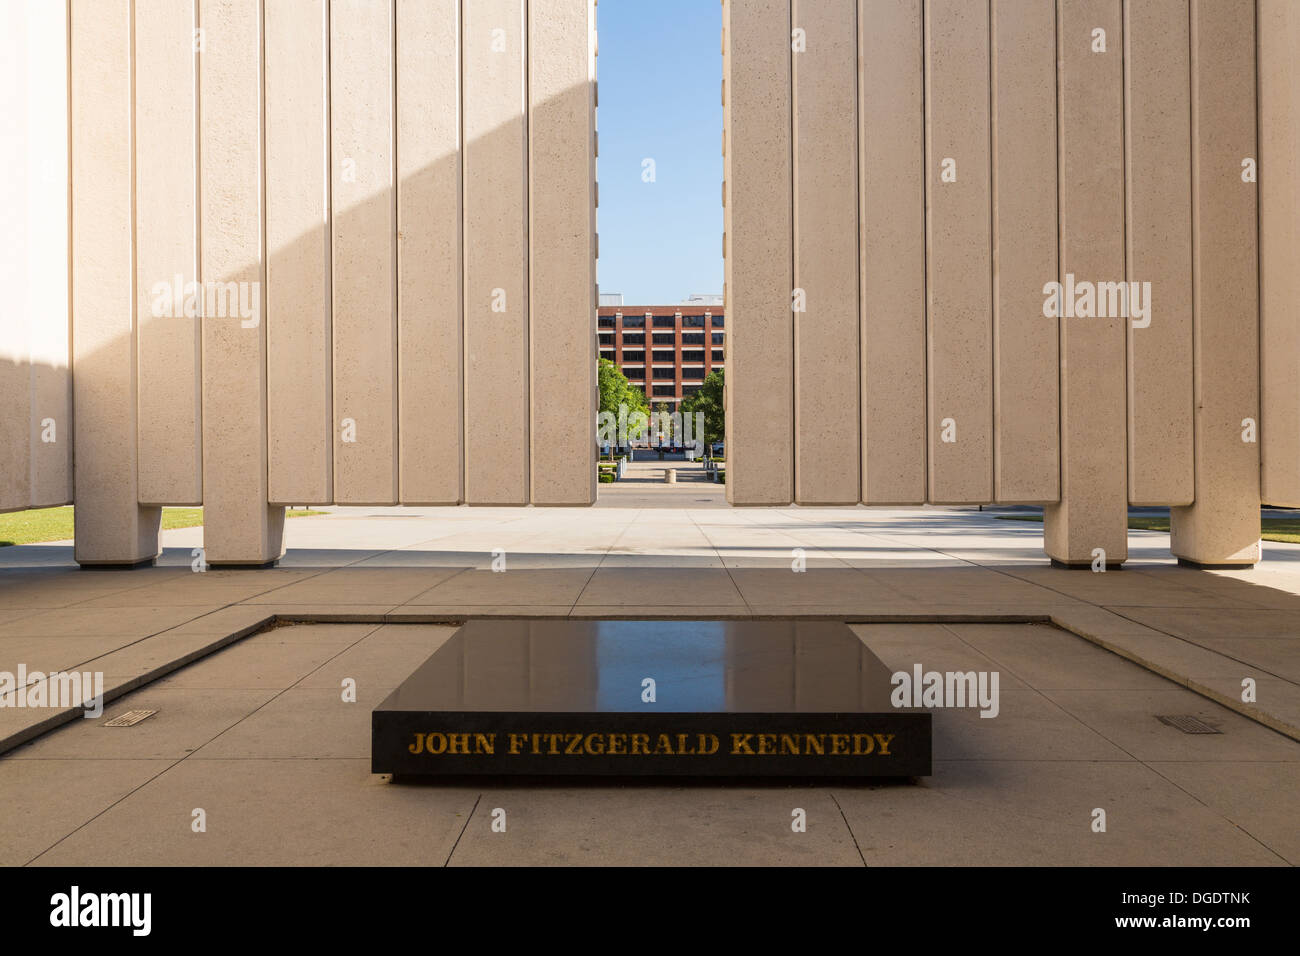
102,709,157,728
1157,714,1221,735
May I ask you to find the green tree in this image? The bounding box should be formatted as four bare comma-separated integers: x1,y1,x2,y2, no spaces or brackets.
597,358,648,449
680,369,724,450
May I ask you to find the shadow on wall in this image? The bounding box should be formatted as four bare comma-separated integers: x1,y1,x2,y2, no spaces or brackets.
21,0,599,563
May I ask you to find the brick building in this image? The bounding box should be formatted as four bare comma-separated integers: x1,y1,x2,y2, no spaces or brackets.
597,304,725,412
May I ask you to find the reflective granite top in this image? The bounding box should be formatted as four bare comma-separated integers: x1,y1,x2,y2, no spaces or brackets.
376,619,899,714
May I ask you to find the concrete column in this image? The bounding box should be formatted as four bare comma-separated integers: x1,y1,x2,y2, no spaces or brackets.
24,0,73,510
723,0,793,506
136,0,202,507
991,0,1058,504
266,0,332,506
1123,0,1193,507
463,0,529,505
1259,0,1300,508
792,0,859,505
924,0,993,504
529,0,596,505
859,0,926,505
1,1,71,513
331,0,398,505
397,0,463,505
1170,0,1260,567
1043,0,1128,568
70,0,161,565
0,5,34,512
198,0,284,565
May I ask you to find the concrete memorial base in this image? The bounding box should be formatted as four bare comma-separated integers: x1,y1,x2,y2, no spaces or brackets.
373,619,930,778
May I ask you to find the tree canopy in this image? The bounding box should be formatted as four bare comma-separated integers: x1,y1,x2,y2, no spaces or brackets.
679,369,724,447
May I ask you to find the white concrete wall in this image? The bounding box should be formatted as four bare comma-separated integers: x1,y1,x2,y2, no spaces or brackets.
722,0,1287,567
2,0,596,564
2,0,1298,570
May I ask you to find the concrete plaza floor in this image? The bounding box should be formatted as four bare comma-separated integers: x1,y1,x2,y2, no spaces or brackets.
1,505,1298,865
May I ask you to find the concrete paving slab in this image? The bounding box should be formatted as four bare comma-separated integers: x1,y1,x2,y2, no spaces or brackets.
192,687,374,759
950,623,1175,690
1040,687,1300,762
148,641,350,690
575,568,747,607
241,567,463,605
1191,636,1300,683
27,758,476,866
1148,760,1300,864
835,760,1286,866
0,758,171,866
0,604,220,638
6,687,280,760
406,568,593,606
930,689,1132,761
447,787,863,866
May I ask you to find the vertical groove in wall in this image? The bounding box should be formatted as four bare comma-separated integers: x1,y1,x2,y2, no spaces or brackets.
194,0,204,495
458,0,467,505
390,0,399,501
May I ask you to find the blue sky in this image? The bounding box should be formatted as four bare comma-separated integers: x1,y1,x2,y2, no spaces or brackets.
595,0,723,306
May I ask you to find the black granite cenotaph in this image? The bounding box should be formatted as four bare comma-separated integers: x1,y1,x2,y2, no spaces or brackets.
372,619,931,778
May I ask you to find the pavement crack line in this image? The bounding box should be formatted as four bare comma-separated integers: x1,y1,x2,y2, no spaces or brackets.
444,793,482,867
827,791,867,866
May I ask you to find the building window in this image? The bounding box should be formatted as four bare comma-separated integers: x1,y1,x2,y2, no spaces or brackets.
711,314,725,327
682,349,705,363
711,331,724,345
622,350,646,364
652,367,675,380
653,315,675,328
622,315,645,329
598,316,615,329
682,314,705,328
682,366,705,380
681,384,702,397
652,384,676,397
598,333,613,346
711,349,724,363
652,332,675,346
681,333,705,346
652,349,675,363
621,332,645,346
